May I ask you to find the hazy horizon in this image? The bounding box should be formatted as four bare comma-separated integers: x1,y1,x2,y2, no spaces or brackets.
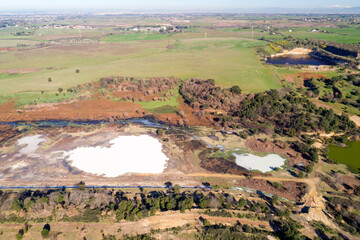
1,0,359,12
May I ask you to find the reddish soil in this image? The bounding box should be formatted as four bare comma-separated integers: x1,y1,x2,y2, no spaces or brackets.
237,178,308,202
0,96,214,128
0,48,16,52
0,98,144,122
283,73,326,85
245,138,309,167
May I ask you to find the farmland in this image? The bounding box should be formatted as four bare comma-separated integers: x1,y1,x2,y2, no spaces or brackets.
0,36,279,98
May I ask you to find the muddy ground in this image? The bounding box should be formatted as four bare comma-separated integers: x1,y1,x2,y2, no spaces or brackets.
0,124,254,186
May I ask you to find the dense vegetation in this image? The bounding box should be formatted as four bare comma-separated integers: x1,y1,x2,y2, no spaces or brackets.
180,78,357,136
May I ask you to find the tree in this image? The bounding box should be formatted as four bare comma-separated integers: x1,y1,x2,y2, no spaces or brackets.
202,218,210,226
11,199,23,212
164,182,172,188
276,220,303,240
150,206,156,216
166,198,177,210
230,85,242,95
199,197,210,209
57,193,64,204
236,198,247,210
41,224,50,238
47,77,52,83
202,182,211,188
76,181,86,190
156,129,164,135
58,88,63,93
173,184,181,194
76,69,80,73
16,229,24,240
271,194,279,205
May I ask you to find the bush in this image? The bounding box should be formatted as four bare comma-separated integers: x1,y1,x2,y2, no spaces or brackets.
15,229,24,240
57,194,64,204
41,229,49,238
11,199,23,212
230,85,242,94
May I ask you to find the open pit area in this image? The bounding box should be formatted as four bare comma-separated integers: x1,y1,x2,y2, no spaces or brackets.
0,123,310,200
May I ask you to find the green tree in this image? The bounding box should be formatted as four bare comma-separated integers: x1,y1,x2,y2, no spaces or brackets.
76,181,86,190
15,229,24,240
236,198,247,210
11,199,23,212
271,194,279,205
230,85,242,94
166,198,177,210
41,229,49,238
173,184,181,194
203,218,210,226
57,193,64,204
41,224,50,238
199,197,210,209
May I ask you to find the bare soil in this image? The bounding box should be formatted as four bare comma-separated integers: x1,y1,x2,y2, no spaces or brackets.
237,178,307,202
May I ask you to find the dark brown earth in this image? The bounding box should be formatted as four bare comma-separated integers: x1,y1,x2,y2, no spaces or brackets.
237,178,308,202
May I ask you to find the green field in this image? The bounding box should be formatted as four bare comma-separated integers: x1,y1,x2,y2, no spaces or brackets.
140,90,180,113
278,27,360,44
0,36,280,99
102,33,170,42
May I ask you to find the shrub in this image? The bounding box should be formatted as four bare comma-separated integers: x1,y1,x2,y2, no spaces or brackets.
11,199,23,212
230,85,242,94
56,194,64,204
41,229,49,238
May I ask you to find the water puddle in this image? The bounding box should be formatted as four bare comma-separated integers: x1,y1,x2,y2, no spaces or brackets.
233,153,285,173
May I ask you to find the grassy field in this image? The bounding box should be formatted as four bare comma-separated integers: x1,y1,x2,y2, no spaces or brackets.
278,27,360,44
139,90,180,113
101,33,170,42
4,18,356,103
0,36,280,99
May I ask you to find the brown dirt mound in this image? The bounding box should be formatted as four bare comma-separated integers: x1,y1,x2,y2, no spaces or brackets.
237,178,308,202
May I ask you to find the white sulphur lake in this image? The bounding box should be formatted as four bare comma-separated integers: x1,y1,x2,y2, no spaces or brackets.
67,135,168,177
233,153,285,173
